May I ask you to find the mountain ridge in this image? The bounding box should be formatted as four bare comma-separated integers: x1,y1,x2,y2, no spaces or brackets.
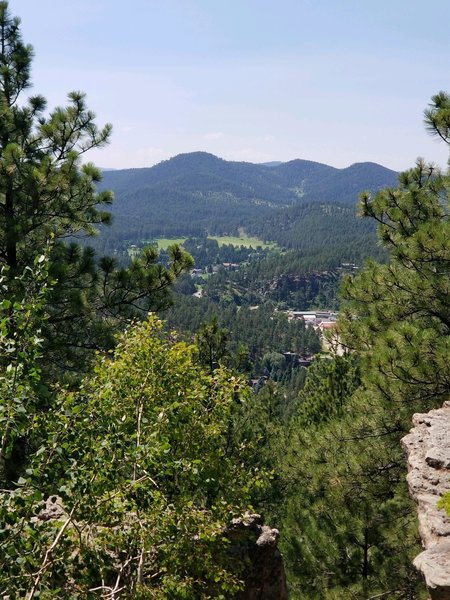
100,151,398,204
94,151,399,248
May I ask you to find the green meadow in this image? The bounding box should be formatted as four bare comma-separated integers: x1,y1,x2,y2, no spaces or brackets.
152,238,187,250
208,234,277,249
160,234,277,249
129,233,278,254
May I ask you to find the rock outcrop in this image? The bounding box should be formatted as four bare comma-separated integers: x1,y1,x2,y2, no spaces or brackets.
227,512,289,600
401,401,450,600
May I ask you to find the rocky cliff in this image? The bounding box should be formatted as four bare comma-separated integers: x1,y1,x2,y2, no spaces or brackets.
402,401,450,600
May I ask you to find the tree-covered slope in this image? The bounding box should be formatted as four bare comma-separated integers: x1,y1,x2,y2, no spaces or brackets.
96,152,398,242
249,201,385,257
101,152,397,206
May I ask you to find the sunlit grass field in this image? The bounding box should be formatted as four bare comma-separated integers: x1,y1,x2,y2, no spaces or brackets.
208,234,277,249
156,235,276,249
130,232,278,253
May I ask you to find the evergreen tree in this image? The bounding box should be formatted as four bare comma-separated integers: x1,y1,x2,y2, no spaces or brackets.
278,92,450,599
280,357,423,599
340,159,450,409
0,1,192,377
195,316,230,372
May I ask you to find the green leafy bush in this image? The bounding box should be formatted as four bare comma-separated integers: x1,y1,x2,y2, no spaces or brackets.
1,316,264,598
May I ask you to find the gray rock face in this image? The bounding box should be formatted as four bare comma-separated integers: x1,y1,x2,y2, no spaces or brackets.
401,401,450,600
227,512,289,600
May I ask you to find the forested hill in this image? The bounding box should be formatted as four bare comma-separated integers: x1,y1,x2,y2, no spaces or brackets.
101,151,397,206
96,152,398,243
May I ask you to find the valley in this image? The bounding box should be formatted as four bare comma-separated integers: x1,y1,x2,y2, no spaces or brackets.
89,152,396,390
2,1,448,597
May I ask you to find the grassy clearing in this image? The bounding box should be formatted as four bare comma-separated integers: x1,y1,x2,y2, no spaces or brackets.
208,234,277,249
152,238,187,249
133,233,277,252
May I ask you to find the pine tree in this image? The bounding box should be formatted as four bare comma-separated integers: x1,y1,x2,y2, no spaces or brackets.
281,358,423,599
195,316,230,372
0,1,193,377
279,92,450,599
337,90,450,409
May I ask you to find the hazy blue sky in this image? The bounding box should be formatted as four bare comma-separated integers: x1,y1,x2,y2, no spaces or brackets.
11,0,450,170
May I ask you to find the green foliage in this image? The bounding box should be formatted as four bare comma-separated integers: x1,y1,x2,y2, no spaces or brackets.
279,357,425,599
438,491,450,516
0,316,264,597
195,316,230,372
165,299,321,378
3,4,448,598
0,0,112,275
249,201,386,261
295,355,360,426
340,159,450,408
424,90,450,142
0,1,193,379
203,253,354,310
262,351,286,378
44,241,193,377
180,235,270,271
276,93,450,598
0,252,51,484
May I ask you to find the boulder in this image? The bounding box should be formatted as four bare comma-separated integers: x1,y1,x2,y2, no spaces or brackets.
401,401,450,599
227,512,289,599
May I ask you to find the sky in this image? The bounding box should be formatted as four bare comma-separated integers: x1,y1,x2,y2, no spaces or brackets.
10,0,450,171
